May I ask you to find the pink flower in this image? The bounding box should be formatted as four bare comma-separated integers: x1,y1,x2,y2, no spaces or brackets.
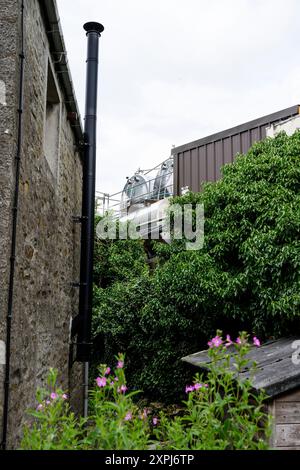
37,404,44,411
118,384,127,394
225,334,233,347
208,335,223,348
105,367,111,375
185,385,194,393
194,383,202,390
114,377,119,382
110,380,114,386
50,393,58,400
152,417,158,426
236,337,242,345
204,384,209,388
46,400,51,406
253,336,261,347
62,394,68,400
124,412,132,421
96,377,107,388
117,361,124,369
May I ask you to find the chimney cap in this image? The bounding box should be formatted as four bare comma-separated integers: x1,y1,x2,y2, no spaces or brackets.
83,22,104,35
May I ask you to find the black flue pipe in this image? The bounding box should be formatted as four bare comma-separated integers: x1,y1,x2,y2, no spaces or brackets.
77,22,104,362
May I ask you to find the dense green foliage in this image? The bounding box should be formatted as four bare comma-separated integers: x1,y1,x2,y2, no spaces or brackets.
92,132,300,401
21,340,271,450
93,216,148,288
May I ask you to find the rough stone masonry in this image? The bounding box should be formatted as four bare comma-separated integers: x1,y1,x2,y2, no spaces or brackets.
0,0,84,448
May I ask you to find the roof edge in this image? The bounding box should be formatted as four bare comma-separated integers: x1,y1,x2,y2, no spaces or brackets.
38,0,84,150
172,105,300,155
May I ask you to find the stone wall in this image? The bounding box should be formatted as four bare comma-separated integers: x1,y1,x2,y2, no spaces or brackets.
0,0,84,448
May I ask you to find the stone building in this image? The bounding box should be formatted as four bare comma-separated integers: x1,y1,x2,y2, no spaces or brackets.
0,0,85,448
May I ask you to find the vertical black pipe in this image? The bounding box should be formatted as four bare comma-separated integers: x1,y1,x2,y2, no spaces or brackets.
1,0,25,450
77,22,104,361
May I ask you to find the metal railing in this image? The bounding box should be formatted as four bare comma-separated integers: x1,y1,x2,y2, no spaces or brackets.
95,158,174,218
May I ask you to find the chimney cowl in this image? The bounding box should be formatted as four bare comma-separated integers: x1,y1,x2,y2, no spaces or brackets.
83,22,104,35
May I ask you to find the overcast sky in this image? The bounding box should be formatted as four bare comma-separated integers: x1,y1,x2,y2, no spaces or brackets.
57,0,300,196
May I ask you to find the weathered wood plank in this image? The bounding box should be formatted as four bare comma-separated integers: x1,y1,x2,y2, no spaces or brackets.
275,402,300,424
274,446,300,450
268,401,276,448
275,424,300,447
277,390,300,402
249,359,300,397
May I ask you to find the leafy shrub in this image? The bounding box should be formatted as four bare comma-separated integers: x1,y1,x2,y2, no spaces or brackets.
21,354,151,450
159,132,300,336
154,332,271,450
21,338,271,450
92,132,300,400
20,369,86,450
93,215,147,288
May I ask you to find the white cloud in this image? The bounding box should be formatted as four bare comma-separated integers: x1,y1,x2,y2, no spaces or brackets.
57,0,300,195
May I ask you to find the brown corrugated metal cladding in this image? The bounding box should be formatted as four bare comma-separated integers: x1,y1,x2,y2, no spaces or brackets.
172,105,300,195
